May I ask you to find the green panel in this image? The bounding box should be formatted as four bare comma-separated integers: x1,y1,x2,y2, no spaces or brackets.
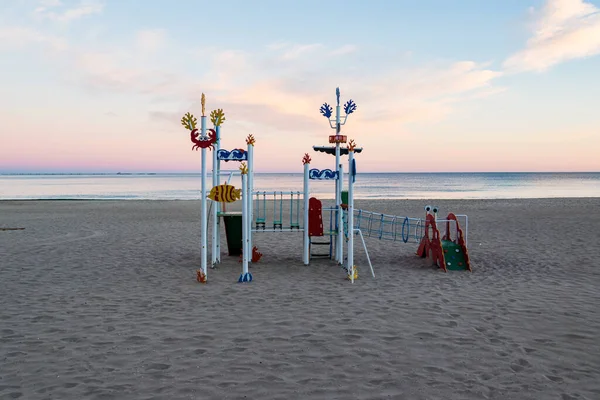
441,240,467,271
222,213,243,256
341,190,348,204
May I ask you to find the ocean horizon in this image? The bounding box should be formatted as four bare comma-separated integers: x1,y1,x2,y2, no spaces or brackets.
2,172,600,200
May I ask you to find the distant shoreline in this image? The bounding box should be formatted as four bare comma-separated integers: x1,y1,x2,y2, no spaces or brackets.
1,171,600,176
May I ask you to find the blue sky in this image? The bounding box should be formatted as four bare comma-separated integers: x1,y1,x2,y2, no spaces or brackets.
1,0,599,173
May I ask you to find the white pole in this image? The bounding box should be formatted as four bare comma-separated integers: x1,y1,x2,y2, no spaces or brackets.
200,115,208,278
335,101,341,264
240,172,250,282
247,141,254,258
337,163,344,265
356,228,375,278
303,161,310,265
347,151,354,283
211,125,219,266
215,125,221,263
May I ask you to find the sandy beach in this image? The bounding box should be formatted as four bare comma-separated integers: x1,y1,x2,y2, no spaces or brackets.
1,198,599,399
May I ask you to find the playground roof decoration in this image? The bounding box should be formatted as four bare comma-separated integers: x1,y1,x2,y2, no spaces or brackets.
313,146,363,155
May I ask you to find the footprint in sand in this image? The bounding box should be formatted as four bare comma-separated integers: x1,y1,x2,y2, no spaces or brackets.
146,363,170,371
510,358,531,372
440,320,458,328
423,366,445,374
561,394,579,400
415,332,438,339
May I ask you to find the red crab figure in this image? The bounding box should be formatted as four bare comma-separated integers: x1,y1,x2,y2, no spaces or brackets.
190,128,217,151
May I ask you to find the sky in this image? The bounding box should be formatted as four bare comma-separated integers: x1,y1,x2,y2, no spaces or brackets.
1,0,599,173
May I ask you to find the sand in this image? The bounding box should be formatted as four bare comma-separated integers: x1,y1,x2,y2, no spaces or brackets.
1,198,599,399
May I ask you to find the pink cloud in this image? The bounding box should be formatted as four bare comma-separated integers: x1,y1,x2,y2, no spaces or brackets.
34,0,104,22
504,0,600,72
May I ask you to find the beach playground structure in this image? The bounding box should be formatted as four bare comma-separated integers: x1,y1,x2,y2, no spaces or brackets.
180,90,472,283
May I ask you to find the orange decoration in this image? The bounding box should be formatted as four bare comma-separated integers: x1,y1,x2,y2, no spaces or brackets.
196,269,207,283
302,153,311,165
348,139,357,152
246,134,256,145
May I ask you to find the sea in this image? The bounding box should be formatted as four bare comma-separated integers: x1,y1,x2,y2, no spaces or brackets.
1,172,600,200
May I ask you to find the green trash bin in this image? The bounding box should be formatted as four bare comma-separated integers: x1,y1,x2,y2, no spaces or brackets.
222,212,243,256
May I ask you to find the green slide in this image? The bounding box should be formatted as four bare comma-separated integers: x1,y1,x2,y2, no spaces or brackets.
441,240,468,271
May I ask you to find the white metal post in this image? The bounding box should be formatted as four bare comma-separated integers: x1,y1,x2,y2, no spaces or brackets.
337,163,344,265
211,125,219,266
247,141,254,258
240,172,250,282
334,101,341,264
347,151,354,283
200,115,208,278
303,162,310,265
215,125,221,263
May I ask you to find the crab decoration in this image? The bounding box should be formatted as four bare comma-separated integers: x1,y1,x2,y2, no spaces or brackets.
190,128,217,151
181,111,217,151
251,246,263,263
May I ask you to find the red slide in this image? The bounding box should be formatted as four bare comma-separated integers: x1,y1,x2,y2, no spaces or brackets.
308,197,324,237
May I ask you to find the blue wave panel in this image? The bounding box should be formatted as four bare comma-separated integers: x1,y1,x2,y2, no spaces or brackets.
309,168,339,180
217,149,248,161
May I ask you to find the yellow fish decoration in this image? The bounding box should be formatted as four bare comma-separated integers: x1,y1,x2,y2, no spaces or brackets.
207,184,241,203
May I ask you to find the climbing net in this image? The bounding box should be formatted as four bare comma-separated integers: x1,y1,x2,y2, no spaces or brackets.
344,209,469,246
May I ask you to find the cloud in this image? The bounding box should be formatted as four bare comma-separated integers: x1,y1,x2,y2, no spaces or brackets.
280,43,323,60
0,26,68,50
34,0,104,22
135,29,167,53
1,0,507,144
330,44,357,56
504,0,600,72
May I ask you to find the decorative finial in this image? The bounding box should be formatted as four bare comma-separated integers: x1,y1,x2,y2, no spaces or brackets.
344,99,357,115
210,109,225,127
336,87,340,106
181,112,197,131
302,153,311,165
320,103,333,119
348,139,357,152
201,93,206,116
246,134,256,145
239,162,248,175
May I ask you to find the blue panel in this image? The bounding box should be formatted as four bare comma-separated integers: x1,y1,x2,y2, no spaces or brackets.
309,168,338,180
217,148,248,161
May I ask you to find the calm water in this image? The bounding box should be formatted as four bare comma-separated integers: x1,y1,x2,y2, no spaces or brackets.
1,173,600,200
